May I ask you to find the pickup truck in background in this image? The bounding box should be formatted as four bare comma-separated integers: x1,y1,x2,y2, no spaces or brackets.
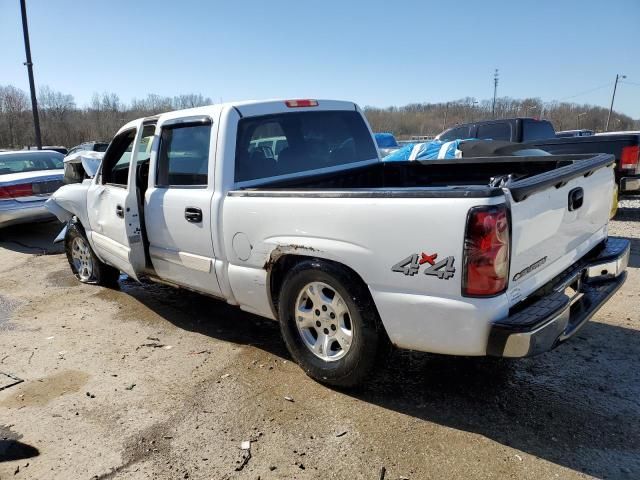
46,99,629,387
556,129,595,138
436,118,640,195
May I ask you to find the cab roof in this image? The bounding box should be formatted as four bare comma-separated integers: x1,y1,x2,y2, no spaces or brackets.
118,99,359,133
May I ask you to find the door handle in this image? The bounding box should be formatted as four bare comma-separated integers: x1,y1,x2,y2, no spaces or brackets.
116,205,124,218
568,187,584,211
185,207,203,223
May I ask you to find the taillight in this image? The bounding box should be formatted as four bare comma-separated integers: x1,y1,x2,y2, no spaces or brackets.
462,204,511,297
285,99,318,108
620,145,640,173
0,183,34,199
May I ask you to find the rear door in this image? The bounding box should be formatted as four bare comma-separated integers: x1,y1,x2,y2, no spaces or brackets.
144,115,222,297
86,121,154,279
505,159,615,305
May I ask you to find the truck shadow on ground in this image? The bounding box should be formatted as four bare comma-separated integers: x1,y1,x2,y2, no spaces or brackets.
116,278,639,479
0,221,64,255
0,426,39,462
628,240,640,268
616,206,640,223
353,323,640,479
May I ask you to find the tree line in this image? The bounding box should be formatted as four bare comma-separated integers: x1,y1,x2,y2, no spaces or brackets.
0,84,638,149
364,97,639,139
0,84,212,149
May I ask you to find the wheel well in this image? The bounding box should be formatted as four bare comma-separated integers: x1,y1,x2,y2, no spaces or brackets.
268,254,372,316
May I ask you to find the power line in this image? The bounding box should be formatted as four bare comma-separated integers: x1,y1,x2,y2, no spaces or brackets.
620,80,640,87
556,81,614,102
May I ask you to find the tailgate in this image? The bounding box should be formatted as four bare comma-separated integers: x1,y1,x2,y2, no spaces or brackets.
505,154,615,305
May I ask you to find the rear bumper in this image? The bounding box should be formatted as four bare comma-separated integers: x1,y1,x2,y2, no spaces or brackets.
0,201,55,228
487,237,630,357
620,176,640,194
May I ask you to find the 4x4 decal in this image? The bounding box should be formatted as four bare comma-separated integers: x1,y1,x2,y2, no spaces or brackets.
392,253,456,279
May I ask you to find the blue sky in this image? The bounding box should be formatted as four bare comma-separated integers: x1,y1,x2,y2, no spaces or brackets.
1,0,639,118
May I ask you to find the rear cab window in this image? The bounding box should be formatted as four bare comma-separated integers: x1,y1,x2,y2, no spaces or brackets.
235,110,378,183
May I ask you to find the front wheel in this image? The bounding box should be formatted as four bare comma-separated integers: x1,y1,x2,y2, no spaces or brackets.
279,259,388,387
65,221,120,287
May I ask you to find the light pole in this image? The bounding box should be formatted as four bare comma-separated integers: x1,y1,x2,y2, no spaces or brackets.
576,112,587,129
525,105,537,117
605,74,626,132
442,102,449,131
470,100,479,122
20,0,42,149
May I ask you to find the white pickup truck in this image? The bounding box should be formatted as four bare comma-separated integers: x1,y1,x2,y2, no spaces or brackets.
46,99,630,387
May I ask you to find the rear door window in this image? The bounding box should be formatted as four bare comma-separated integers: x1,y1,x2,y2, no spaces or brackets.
157,123,211,187
439,126,470,141
477,123,512,141
235,111,377,182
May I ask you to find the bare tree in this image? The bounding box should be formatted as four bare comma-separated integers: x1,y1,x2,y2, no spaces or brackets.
38,86,76,146
0,84,637,149
0,85,30,148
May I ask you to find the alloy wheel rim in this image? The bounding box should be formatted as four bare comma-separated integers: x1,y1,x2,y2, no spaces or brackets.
294,281,353,362
71,237,93,281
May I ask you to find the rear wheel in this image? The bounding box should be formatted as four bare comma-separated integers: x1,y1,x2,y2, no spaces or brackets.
65,222,120,287
279,259,388,387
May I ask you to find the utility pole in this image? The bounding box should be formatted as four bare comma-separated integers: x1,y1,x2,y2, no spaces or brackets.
20,0,42,149
605,73,626,132
577,112,587,129
492,69,499,119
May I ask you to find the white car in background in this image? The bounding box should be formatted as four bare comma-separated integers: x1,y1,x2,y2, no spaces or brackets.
0,150,64,228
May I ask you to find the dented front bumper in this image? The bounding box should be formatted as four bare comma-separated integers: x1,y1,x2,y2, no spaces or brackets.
487,237,630,357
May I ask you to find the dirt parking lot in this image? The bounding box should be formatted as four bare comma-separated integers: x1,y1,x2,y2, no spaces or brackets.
1,200,639,480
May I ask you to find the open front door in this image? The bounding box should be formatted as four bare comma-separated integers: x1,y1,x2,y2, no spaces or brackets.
86,120,155,280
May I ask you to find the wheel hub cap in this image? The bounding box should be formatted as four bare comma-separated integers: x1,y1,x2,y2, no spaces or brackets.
71,237,93,282
294,282,353,362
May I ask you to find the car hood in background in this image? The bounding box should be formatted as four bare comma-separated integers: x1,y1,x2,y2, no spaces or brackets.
64,151,104,178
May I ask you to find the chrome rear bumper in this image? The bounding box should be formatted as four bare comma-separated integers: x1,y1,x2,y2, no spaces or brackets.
0,201,55,228
487,237,630,357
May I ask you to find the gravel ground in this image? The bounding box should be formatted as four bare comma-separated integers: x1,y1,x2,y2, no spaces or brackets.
0,203,639,480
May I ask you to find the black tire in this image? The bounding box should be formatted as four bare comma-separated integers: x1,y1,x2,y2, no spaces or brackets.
64,221,120,288
279,259,389,388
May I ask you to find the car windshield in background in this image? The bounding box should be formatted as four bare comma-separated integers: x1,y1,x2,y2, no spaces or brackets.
94,143,109,152
0,151,64,174
235,110,378,182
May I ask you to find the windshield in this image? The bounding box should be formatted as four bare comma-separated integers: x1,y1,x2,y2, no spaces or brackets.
0,151,64,174
235,110,378,182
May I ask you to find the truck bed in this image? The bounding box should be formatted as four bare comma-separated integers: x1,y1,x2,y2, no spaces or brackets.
237,153,614,202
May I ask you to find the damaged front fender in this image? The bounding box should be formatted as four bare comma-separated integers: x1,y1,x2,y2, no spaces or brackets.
45,183,91,228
